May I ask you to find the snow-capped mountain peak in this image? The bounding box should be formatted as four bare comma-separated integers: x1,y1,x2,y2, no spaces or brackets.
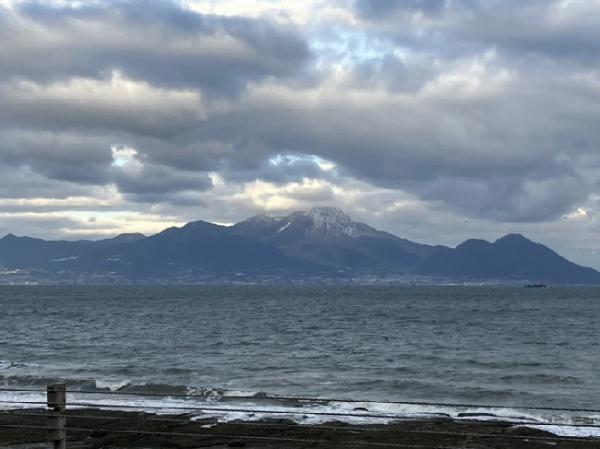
300,207,377,238
234,207,381,240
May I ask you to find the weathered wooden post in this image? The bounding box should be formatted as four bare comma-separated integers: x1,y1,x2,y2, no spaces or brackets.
47,384,66,449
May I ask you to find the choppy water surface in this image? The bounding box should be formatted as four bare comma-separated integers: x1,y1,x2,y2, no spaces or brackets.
1,286,599,433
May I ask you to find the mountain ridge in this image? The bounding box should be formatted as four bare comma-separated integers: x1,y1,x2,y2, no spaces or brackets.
1,207,599,284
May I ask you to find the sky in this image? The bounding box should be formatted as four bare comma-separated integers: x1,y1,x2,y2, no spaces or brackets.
1,0,600,268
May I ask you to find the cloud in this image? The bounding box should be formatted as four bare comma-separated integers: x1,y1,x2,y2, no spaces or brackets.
353,0,600,64
0,74,207,138
355,0,447,19
0,164,110,201
0,0,311,94
0,130,114,185
112,160,213,201
0,212,84,239
160,54,596,222
2,0,600,269
0,210,184,241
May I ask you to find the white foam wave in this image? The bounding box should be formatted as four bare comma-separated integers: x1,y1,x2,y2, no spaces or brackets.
0,360,38,371
222,390,260,398
1,390,597,439
0,360,14,370
0,391,46,409
94,379,131,392
526,425,600,438
185,387,223,400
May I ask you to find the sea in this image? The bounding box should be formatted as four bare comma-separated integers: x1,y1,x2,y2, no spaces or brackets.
1,285,599,437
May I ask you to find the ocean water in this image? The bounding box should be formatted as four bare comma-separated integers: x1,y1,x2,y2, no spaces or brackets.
1,286,599,435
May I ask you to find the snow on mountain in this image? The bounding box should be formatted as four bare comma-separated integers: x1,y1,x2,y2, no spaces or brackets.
243,207,380,239
230,207,435,270
303,207,377,238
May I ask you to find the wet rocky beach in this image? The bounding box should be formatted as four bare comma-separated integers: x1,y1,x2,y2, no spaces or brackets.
1,409,598,449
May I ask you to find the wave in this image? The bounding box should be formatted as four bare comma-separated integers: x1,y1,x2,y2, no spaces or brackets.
0,360,16,370
0,360,34,370
94,379,132,392
460,358,564,370
0,374,97,390
0,377,598,439
499,373,581,384
0,375,237,401
525,425,600,438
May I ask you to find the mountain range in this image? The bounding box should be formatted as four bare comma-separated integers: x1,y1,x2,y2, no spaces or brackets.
1,207,599,284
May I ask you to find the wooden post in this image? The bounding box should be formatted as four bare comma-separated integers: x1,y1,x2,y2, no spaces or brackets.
47,384,66,449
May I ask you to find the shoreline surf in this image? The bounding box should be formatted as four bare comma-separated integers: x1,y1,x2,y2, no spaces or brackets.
1,408,599,448
1,387,599,439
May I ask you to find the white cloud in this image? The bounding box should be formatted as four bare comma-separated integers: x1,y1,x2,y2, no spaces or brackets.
182,0,353,26
111,145,140,168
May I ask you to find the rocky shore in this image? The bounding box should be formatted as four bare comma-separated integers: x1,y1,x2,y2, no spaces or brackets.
1,408,598,448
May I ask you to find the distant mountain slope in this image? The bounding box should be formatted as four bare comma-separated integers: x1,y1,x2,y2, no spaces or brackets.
419,233,600,284
71,220,303,276
0,234,86,268
0,233,147,269
230,207,439,271
89,233,146,249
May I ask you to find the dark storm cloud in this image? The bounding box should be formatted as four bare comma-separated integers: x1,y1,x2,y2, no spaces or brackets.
0,130,213,199
416,173,588,223
0,0,311,94
353,0,600,63
0,164,101,200
0,131,114,185
112,163,213,198
0,80,206,140
451,1,600,63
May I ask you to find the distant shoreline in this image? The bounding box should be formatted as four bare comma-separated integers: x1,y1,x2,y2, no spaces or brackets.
2,281,600,287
